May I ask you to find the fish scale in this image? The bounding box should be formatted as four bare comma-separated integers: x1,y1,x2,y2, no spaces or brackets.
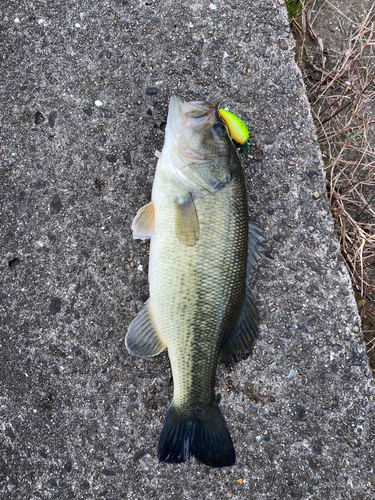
150,171,248,408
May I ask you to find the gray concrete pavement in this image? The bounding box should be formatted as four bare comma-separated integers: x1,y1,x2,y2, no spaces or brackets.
1,1,374,499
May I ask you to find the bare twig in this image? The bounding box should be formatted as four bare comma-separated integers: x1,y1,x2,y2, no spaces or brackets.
291,2,375,363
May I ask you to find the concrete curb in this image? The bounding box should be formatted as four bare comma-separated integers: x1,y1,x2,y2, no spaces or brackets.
1,1,374,499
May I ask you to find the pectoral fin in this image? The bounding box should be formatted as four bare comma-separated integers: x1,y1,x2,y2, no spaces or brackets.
221,289,259,365
132,201,155,240
126,299,166,357
174,193,200,247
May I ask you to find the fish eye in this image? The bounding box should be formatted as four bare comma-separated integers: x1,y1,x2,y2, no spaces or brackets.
212,123,227,137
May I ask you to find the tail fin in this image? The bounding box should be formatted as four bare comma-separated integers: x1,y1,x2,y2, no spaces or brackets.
157,403,235,467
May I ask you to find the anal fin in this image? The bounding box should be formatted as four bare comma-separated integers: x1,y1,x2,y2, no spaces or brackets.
132,201,155,240
125,299,166,357
221,289,259,365
174,192,200,247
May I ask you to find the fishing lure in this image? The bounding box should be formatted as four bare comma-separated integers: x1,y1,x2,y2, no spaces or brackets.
218,109,249,155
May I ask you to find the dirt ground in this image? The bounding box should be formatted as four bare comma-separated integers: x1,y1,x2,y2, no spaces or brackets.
290,0,375,374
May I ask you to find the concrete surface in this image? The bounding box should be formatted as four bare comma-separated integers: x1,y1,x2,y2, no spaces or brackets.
1,0,374,499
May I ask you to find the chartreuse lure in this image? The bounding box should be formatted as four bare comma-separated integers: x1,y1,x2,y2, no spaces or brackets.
218,109,249,154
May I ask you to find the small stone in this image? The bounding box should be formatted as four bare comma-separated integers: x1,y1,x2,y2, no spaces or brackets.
95,100,103,107
209,3,217,9
278,0,285,4
49,297,62,315
48,110,57,128
308,226,315,232
347,348,366,366
101,469,116,476
64,460,72,473
123,150,132,166
264,135,276,145
91,75,102,85
312,191,320,199
50,194,63,214
75,23,81,28
14,17,20,23
8,258,20,268
353,326,360,333
105,153,117,164
307,170,319,179
146,87,158,95
81,481,90,490
35,111,45,125
265,250,274,259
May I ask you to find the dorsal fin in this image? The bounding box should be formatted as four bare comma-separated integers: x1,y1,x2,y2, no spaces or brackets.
220,288,259,365
221,221,264,365
247,221,264,274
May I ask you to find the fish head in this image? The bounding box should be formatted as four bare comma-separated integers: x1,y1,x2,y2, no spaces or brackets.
161,94,238,195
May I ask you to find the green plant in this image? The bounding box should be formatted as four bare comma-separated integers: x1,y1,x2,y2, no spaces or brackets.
285,0,305,19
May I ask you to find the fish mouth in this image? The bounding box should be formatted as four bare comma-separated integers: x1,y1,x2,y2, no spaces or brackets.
169,94,216,130
166,94,216,161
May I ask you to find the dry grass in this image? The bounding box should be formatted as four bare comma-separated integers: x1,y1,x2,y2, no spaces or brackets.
289,1,375,373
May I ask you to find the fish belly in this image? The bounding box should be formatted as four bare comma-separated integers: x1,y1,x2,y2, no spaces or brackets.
149,173,248,409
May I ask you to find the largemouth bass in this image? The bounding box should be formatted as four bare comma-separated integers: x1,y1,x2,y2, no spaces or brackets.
126,95,263,467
